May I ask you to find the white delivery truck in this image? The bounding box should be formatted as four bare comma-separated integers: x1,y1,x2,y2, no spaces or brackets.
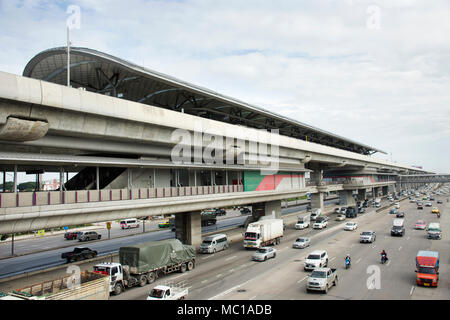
243,218,284,249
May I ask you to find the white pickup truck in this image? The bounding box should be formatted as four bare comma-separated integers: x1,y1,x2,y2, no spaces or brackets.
306,268,338,294
147,284,188,300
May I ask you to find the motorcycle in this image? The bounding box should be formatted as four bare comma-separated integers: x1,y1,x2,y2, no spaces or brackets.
381,254,388,264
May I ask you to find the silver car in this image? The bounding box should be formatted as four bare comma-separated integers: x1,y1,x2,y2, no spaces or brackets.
252,247,277,261
293,237,310,249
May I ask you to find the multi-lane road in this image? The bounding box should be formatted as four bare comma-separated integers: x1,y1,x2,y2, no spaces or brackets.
0,199,339,280
0,191,447,300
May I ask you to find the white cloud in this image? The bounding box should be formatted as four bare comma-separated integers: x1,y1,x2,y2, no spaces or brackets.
0,0,449,173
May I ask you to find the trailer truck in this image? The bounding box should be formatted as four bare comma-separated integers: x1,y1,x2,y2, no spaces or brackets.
243,218,283,249
93,239,196,295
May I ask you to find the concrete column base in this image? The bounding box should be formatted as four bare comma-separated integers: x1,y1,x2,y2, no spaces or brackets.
174,211,202,249
311,192,324,211
382,186,388,196
339,190,356,207
357,189,367,201
264,200,282,219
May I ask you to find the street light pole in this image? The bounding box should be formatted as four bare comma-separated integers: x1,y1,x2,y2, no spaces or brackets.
67,26,70,87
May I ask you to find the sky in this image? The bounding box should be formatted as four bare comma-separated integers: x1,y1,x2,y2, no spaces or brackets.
0,0,449,179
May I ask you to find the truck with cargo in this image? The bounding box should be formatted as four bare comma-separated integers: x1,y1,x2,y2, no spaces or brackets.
93,239,195,295
243,218,283,249
415,250,439,287
0,271,109,300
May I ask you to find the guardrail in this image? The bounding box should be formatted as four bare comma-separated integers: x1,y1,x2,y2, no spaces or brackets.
0,185,245,209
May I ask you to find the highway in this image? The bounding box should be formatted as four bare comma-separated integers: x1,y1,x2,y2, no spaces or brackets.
1,191,447,300
104,193,448,301
0,199,338,279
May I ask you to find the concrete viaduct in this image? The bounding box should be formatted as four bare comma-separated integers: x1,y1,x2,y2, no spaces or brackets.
0,47,432,247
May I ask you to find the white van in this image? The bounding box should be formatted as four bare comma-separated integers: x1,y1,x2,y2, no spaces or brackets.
391,219,405,236
120,218,140,229
199,234,228,253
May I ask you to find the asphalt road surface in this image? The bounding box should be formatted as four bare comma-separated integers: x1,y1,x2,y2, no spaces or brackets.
104,194,448,300
0,200,339,279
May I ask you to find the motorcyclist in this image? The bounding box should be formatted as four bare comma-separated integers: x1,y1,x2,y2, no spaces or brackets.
381,250,388,263
345,254,351,268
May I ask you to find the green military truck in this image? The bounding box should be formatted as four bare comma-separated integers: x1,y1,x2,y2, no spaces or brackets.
93,239,196,295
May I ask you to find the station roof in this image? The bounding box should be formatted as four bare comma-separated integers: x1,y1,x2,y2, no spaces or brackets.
23,47,387,156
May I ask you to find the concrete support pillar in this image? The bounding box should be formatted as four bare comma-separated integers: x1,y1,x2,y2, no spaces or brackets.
2,171,5,192
13,165,17,193
264,200,282,219
339,190,356,207
96,166,100,190
357,189,367,201
175,211,202,249
373,187,380,198
395,183,401,193
382,186,388,196
311,192,324,211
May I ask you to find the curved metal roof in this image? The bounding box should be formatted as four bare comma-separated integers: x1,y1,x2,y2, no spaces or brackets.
23,47,387,155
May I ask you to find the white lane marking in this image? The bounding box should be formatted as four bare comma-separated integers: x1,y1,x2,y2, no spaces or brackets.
202,255,214,260
297,276,309,284
387,260,391,266
372,245,376,248
229,269,234,273
410,286,415,296
398,246,402,251
350,244,355,248
356,258,362,264
225,255,237,261
170,274,187,280
216,274,223,278
208,279,253,300
407,237,410,240
250,295,257,300
330,257,336,262
201,280,208,284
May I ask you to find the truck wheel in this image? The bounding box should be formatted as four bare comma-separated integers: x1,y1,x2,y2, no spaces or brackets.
114,283,123,295
324,284,328,294
187,261,195,271
138,275,147,287
147,272,156,283
180,263,187,273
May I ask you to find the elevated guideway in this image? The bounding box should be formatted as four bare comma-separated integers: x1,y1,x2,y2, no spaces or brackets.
0,47,431,247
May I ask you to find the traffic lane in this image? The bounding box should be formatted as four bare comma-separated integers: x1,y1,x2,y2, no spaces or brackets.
111,208,360,301
0,215,248,278
215,198,416,299
216,207,387,300
0,197,336,258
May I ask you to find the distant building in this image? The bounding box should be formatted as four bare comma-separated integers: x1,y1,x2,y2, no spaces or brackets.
43,179,59,191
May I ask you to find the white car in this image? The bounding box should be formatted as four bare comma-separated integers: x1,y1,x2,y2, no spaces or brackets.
335,214,346,221
304,250,329,271
295,220,310,230
394,202,400,209
344,222,357,231
313,218,328,229
293,237,310,249
252,247,277,262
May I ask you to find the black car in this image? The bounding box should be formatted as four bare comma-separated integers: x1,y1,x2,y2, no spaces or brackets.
345,207,357,218
240,207,251,215
417,204,423,210
61,247,98,263
396,211,405,218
